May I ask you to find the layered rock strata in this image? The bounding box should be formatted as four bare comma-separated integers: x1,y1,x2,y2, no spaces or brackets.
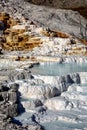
0,13,42,51
0,12,87,56
0,81,44,130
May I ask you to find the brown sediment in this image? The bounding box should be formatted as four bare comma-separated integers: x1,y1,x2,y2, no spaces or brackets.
41,29,71,38
79,39,87,46
0,12,17,28
0,13,42,51
0,12,87,53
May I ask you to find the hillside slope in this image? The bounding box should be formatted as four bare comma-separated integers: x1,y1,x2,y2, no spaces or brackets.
0,0,87,39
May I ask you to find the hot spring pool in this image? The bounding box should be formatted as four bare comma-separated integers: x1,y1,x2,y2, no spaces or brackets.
31,62,87,76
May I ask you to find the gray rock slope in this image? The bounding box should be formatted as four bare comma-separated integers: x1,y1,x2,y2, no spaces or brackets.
0,0,87,38
25,0,87,9
24,0,87,19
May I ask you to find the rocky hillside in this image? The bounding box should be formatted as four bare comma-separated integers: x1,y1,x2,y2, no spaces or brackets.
26,0,87,18
0,12,87,56
0,0,87,39
26,0,87,8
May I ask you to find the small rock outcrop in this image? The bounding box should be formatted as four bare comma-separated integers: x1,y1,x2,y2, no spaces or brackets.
9,70,34,81
0,82,44,130
0,116,43,130
0,82,19,117
0,82,19,129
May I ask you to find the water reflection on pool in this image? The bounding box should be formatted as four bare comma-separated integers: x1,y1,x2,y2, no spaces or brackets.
31,62,87,76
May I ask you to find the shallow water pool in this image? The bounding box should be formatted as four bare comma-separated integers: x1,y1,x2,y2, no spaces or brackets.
31,62,87,76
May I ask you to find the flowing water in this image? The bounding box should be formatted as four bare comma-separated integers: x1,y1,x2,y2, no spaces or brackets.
15,62,87,130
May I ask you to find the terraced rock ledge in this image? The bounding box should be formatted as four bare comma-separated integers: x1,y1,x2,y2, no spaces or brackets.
0,1,87,130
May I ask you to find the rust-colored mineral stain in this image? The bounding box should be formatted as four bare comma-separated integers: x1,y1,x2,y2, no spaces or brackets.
0,13,42,51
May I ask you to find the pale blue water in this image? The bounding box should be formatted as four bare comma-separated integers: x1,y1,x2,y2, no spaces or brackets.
31,62,87,76
15,62,87,130
42,121,87,130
